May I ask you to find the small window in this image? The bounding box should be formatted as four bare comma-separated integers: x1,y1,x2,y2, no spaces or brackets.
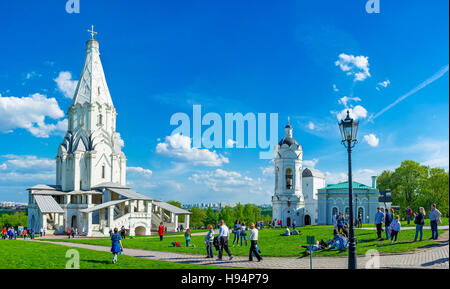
286,168,293,190
98,86,101,95
98,114,103,126
102,165,105,179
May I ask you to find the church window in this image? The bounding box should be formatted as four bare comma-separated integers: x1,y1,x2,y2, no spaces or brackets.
345,207,350,216
285,168,293,190
275,167,279,189
98,114,103,126
98,86,101,95
332,207,338,216
102,165,105,179
358,207,364,221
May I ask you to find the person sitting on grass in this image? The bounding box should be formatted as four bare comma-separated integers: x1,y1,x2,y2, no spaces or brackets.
341,224,349,239
291,228,301,235
280,226,290,236
110,227,124,264
185,228,192,247
325,228,340,246
328,232,348,251
390,215,401,243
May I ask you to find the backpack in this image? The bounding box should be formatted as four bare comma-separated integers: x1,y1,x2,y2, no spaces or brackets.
434,210,442,225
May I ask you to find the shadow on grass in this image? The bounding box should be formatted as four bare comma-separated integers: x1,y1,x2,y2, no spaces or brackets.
84,259,111,265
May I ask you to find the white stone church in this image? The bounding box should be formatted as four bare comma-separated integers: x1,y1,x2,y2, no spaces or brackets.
27,33,190,236
271,122,326,227
272,122,387,227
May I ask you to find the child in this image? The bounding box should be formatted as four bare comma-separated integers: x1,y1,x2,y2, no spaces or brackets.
110,227,124,264
390,215,401,242
204,224,214,258
185,228,191,247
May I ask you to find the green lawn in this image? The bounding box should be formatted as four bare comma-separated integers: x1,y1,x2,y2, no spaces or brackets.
0,240,223,269
46,226,445,258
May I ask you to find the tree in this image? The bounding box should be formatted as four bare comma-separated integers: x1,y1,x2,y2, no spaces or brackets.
233,203,244,222
423,168,449,216
0,212,27,228
189,207,206,228
166,200,185,222
376,170,393,191
391,160,428,210
218,206,235,226
204,207,218,227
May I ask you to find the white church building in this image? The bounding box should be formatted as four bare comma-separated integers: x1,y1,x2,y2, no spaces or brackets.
27,32,190,236
272,121,388,227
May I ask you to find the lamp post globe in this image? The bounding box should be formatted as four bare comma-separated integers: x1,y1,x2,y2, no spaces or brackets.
338,110,359,269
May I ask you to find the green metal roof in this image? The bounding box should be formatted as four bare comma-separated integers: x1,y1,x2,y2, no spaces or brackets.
320,181,376,191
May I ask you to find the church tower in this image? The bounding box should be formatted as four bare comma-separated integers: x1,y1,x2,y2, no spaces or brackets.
271,119,305,227
56,31,126,191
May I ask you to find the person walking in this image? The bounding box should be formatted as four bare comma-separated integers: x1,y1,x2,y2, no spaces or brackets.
240,222,248,246
39,228,43,238
248,222,262,262
429,204,442,240
204,224,214,258
384,208,392,240
120,226,126,239
405,206,412,225
374,207,384,240
110,227,124,264
414,207,425,242
390,215,401,242
232,220,241,247
67,227,71,239
158,222,165,241
217,219,233,261
292,219,296,230
22,229,27,240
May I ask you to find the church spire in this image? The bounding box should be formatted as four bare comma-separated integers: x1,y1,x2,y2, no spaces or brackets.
70,28,114,108
285,117,293,138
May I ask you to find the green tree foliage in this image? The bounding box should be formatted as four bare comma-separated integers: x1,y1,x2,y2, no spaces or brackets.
204,207,218,227
166,200,185,222
376,160,449,217
0,212,28,228
189,207,206,228
218,206,235,226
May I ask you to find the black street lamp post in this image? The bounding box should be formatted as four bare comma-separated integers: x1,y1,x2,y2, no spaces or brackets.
338,110,359,269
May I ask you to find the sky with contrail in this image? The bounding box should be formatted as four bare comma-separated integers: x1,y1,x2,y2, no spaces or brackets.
369,64,449,122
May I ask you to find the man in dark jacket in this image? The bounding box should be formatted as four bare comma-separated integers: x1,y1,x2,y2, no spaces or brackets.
384,208,392,240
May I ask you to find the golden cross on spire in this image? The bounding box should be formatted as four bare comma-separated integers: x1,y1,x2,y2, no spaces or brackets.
87,25,98,40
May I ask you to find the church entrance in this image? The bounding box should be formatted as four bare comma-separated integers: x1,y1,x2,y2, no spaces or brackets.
135,226,146,236
286,217,291,227
304,215,311,226
71,215,77,229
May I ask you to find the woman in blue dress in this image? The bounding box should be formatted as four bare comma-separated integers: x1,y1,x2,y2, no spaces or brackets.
111,227,124,264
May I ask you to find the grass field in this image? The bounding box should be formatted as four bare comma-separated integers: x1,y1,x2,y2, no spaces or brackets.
0,240,224,269
47,225,446,258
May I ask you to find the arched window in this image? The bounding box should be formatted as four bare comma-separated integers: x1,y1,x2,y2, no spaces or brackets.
275,167,279,189
285,168,293,190
345,207,350,217
358,207,364,222
332,207,338,216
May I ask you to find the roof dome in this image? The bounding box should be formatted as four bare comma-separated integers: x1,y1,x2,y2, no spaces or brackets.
278,137,299,146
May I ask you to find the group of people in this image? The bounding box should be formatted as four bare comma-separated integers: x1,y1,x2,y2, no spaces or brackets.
231,220,248,247
279,226,301,236
67,227,77,238
1,226,35,240
301,228,349,254
374,204,442,242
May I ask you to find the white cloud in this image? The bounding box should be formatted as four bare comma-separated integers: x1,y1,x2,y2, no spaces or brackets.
156,134,229,166
0,163,7,170
261,166,274,176
0,155,54,172
325,168,380,187
226,139,237,148
54,71,78,99
0,93,66,138
189,169,255,192
127,166,153,177
25,71,42,80
336,105,368,121
338,96,361,108
363,134,379,147
308,121,315,130
335,53,371,81
333,84,339,92
303,158,319,168
376,79,390,91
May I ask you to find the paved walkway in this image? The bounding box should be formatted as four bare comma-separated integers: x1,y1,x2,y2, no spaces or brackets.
37,234,449,269
358,225,449,231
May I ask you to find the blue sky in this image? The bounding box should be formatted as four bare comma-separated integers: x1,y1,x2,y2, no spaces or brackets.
0,0,448,204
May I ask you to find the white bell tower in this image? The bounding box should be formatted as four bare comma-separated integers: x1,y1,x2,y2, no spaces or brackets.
272,118,305,227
